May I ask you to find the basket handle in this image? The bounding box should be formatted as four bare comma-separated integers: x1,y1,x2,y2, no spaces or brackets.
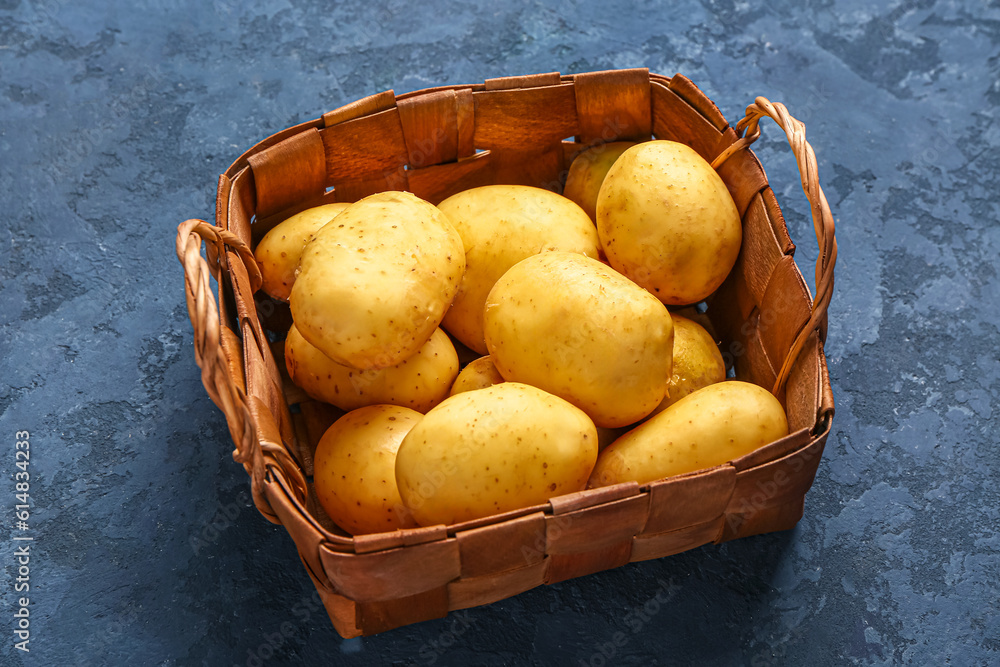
711,97,838,396
175,219,274,518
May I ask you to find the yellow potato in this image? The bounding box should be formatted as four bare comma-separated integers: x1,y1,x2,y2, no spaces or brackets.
647,314,726,418
448,355,504,397
395,383,598,526
562,141,637,222
437,185,600,354
597,140,741,305
290,191,465,369
285,324,459,413
313,405,422,535
589,381,788,488
484,251,673,428
254,203,349,301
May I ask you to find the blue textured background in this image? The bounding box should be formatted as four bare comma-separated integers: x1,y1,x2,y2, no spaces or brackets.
1,0,998,665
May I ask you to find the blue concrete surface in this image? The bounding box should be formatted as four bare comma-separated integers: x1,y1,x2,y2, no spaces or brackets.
1,0,998,664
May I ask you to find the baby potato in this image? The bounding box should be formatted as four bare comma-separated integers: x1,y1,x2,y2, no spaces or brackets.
437,185,601,354
589,381,788,488
313,405,422,535
395,383,598,526
597,140,741,305
646,313,726,418
290,191,465,370
285,324,459,413
448,355,504,397
562,141,637,222
484,251,674,428
254,203,349,301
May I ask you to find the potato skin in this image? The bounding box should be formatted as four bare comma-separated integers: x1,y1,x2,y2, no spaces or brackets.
313,405,422,535
563,141,637,222
448,355,504,397
597,140,741,305
484,251,674,428
395,383,598,526
647,314,726,418
290,191,465,369
254,203,349,301
589,381,788,487
285,324,459,413
437,185,600,354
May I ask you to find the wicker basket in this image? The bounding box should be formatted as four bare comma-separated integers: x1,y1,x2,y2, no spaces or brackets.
176,68,836,638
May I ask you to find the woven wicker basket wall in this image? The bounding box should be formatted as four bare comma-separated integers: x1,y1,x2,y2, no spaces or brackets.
176,68,836,638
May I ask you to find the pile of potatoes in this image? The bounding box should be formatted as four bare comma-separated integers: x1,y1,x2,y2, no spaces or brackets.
254,140,789,535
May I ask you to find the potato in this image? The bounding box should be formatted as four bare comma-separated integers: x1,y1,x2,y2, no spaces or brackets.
562,141,637,222
285,324,459,413
589,381,788,488
313,405,422,535
448,355,504,397
254,203,350,301
484,251,673,428
290,191,465,369
597,140,741,305
395,383,598,526
646,313,726,418
437,185,600,354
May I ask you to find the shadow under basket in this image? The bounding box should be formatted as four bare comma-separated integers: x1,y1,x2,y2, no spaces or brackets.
176,68,837,638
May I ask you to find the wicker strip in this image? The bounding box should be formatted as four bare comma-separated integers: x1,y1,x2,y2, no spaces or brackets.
734,192,787,310
224,118,326,180
323,89,397,128
715,137,768,217
484,71,561,90
246,128,327,219
650,81,726,162
472,83,578,151
225,167,255,249
546,541,633,584
631,517,725,562
397,90,461,168
320,538,461,602
544,495,648,554
666,73,730,132
405,151,494,205
759,256,814,375
572,68,652,144
448,560,547,610
731,427,813,471
643,466,736,534
320,108,409,183
355,587,451,635
457,512,548,576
